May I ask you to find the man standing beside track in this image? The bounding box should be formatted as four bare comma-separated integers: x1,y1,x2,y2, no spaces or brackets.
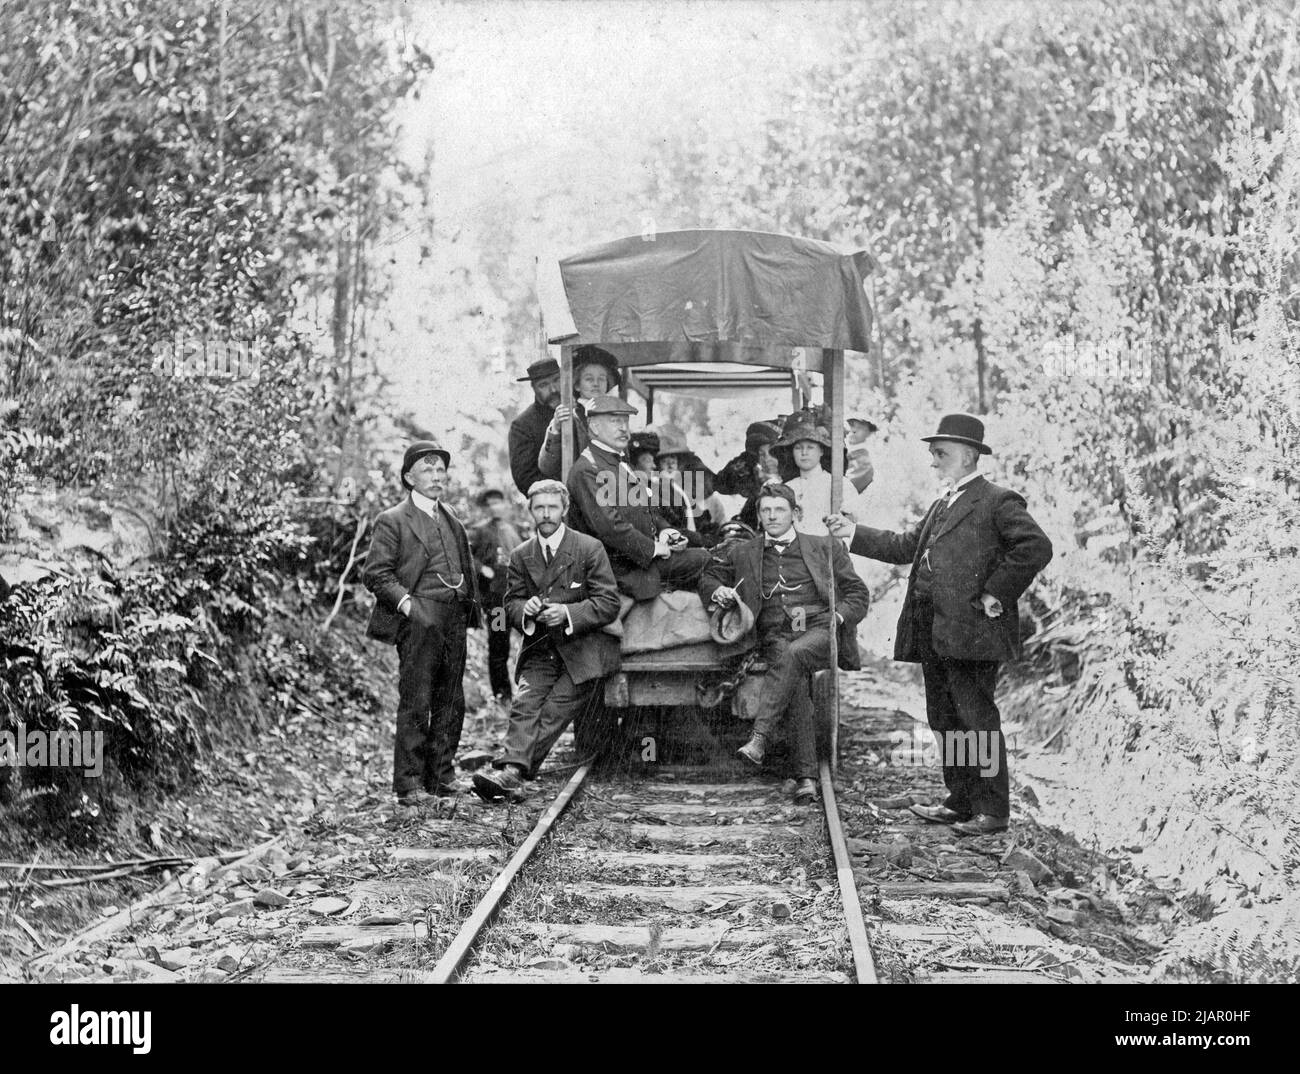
473,480,621,802
701,482,870,805
363,441,481,809
828,414,1052,836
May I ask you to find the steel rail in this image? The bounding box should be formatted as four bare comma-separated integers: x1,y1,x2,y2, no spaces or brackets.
430,763,591,984
819,759,878,984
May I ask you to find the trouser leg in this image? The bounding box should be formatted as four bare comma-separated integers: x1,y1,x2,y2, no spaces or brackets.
423,603,468,792
486,603,513,699
657,548,711,591
394,618,440,795
753,622,830,780
500,647,562,771
526,673,599,777
941,656,1007,817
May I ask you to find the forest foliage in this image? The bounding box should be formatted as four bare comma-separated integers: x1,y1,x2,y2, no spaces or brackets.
0,0,431,839
647,0,1300,944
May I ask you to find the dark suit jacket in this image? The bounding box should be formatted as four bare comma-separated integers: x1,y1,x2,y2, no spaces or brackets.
508,401,554,496
470,518,523,602
699,530,872,671
850,476,1052,663
362,495,482,643
505,528,621,685
566,441,675,600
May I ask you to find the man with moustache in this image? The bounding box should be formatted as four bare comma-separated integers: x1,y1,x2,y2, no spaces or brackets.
473,480,621,801
701,482,871,804
363,441,481,808
828,414,1053,836
566,394,711,600
508,358,563,496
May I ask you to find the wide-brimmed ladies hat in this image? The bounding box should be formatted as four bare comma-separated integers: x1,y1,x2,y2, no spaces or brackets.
773,421,833,451
920,413,992,455
572,345,622,390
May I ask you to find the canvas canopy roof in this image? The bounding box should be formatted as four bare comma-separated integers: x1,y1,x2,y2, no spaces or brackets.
541,229,875,377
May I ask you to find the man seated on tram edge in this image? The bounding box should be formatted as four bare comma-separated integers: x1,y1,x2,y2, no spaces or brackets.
700,482,871,805
566,394,711,601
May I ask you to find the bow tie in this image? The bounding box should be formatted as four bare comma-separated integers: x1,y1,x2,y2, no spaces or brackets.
767,538,794,552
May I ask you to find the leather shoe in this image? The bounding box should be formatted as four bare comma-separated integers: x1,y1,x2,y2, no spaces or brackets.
792,778,817,806
952,813,1009,836
472,765,526,802
909,803,970,824
736,733,767,767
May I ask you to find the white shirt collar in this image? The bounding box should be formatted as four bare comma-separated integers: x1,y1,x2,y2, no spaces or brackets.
539,524,567,556
590,438,623,457
945,472,980,500
410,490,440,516
765,528,797,546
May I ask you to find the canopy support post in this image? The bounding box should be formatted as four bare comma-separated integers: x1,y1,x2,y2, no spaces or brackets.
825,349,845,774
646,387,655,425
560,345,575,481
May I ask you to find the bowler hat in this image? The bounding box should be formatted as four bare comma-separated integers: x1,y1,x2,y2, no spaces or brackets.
585,393,638,417
573,345,622,389
709,598,756,645
401,440,450,484
516,358,560,383
921,413,992,455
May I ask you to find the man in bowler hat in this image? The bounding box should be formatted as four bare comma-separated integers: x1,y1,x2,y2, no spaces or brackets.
829,414,1052,835
363,441,481,807
509,359,563,496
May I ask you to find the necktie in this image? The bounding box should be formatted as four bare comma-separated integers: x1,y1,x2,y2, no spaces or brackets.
768,540,791,554
542,543,553,566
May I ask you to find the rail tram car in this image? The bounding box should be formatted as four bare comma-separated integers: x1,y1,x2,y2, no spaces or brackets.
539,228,877,770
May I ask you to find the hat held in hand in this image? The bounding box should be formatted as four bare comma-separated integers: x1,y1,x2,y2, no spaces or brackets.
709,598,755,645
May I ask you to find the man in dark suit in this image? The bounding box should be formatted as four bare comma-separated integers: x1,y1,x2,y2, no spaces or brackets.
363,441,481,808
508,358,563,496
829,414,1053,835
567,394,710,599
469,488,525,703
701,483,871,804
473,480,622,801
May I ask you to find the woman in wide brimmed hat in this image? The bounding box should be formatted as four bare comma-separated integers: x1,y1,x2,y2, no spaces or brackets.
650,432,720,545
772,420,866,539
537,346,624,479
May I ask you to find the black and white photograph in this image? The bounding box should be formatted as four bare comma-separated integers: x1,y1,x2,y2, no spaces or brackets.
0,0,1294,1029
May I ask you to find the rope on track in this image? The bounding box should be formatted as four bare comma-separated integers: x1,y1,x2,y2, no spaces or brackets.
819,759,878,984
429,762,591,984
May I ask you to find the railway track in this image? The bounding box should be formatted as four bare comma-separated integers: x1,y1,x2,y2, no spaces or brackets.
424,760,876,984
